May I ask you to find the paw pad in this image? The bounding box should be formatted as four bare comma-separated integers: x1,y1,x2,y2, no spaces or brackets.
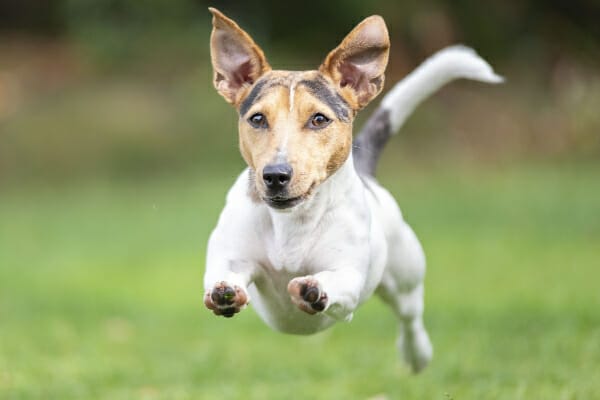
204,282,248,318
288,277,328,314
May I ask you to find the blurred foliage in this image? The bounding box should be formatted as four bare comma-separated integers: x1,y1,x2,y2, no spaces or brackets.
1,0,599,66
0,0,599,185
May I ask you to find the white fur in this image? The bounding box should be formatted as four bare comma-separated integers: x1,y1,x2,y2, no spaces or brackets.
204,45,501,371
288,79,296,112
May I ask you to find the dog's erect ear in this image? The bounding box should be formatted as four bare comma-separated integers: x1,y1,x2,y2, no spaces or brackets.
319,16,389,110
209,7,271,105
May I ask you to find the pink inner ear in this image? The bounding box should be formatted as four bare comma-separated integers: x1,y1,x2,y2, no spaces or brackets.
339,62,361,88
215,32,257,89
232,60,254,87
339,48,383,92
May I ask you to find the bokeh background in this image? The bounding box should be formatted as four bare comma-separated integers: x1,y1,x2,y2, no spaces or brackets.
1,1,599,398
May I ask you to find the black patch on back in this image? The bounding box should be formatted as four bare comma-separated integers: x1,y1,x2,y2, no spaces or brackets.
353,107,392,177
298,78,350,122
239,79,269,116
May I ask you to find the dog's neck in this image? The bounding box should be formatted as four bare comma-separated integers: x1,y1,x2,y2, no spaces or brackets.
264,152,361,253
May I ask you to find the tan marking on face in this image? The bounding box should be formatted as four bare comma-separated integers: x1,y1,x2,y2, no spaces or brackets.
237,70,353,202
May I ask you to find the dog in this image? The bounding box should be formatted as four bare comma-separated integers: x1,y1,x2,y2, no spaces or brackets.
203,7,502,372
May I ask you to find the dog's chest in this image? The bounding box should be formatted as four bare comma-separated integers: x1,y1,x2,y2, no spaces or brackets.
264,231,315,273
262,212,323,273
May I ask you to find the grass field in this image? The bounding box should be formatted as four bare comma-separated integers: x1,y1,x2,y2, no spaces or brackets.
1,162,599,399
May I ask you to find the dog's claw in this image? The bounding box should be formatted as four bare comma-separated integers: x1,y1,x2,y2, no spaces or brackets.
205,282,248,318
288,277,328,314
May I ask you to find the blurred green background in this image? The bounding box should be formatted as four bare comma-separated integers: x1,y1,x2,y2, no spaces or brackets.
0,1,599,399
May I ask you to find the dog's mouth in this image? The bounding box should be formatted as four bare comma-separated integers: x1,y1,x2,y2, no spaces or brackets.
263,195,304,210
263,183,316,210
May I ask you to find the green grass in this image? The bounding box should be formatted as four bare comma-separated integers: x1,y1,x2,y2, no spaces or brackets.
1,163,599,399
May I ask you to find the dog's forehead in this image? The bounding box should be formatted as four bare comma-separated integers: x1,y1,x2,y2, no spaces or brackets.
239,70,351,122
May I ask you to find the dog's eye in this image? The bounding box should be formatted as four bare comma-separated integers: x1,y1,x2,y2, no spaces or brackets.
307,113,331,130
248,113,268,129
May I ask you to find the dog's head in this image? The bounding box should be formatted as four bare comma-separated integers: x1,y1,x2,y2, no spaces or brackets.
209,8,389,210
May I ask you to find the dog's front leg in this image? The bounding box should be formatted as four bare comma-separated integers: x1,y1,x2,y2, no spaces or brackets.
288,268,364,322
203,229,257,318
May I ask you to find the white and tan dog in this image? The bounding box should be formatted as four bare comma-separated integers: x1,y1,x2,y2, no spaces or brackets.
203,8,502,372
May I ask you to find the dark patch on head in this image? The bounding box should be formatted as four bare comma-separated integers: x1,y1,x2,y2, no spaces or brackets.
298,77,350,122
239,77,291,116
239,79,269,116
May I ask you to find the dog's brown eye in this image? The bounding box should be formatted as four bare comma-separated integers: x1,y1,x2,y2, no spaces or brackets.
307,113,331,130
248,113,268,129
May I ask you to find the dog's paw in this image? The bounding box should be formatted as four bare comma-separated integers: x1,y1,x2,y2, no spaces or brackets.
399,326,433,373
204,282,248,318
287,276,328,315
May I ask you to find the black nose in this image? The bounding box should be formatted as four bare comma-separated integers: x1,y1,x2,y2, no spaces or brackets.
262,163,293,192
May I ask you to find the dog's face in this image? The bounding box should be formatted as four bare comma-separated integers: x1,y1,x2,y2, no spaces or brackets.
236,70,354,209
209,8,389,209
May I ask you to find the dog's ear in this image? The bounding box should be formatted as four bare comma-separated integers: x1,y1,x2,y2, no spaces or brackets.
319,16,389,110
209,8,271,105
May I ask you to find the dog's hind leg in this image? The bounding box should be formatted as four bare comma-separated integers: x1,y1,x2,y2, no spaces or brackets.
379,283,433,373
377,222,433,373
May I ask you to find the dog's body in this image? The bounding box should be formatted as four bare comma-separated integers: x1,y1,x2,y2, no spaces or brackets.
204,8,501,372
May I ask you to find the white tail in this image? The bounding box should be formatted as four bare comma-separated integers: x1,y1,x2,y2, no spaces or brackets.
380,45,504,134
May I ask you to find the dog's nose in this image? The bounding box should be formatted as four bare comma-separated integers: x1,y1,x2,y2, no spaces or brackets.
262,163,293,191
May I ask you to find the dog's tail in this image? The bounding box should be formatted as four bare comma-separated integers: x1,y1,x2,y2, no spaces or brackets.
353,45,503,177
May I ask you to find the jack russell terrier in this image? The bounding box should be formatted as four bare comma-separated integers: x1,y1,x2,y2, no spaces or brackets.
203,7,502,372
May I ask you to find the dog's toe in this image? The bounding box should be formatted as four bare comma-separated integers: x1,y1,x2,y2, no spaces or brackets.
301,285,320,303
288,277,328,314
211,285,237,306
